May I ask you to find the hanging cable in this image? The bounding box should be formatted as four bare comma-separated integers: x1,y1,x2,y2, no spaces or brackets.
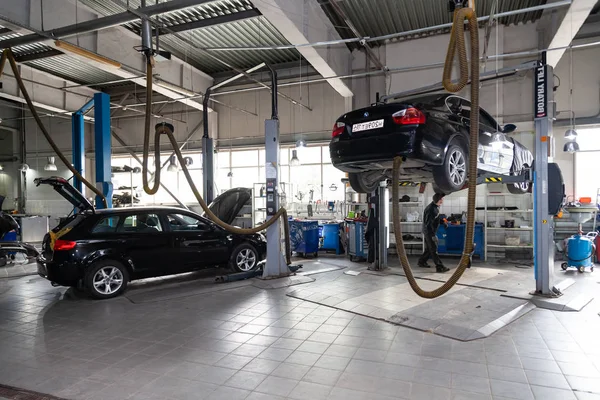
140,53,292,265
390,3,480,298
0,49,108,208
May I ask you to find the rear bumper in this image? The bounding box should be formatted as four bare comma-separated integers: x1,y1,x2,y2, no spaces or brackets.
330,131,416,172
37,256,82,287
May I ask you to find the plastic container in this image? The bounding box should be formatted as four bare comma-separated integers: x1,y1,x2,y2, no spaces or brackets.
288,220,319,257
505,236,520,246
563,232,596,272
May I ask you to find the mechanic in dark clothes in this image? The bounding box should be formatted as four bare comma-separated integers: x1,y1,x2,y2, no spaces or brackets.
418,193,450,273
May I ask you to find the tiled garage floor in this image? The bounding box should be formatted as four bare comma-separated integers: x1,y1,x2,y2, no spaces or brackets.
0,257,599,400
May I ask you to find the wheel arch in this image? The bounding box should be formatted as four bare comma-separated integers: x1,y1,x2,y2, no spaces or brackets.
83,250,134,277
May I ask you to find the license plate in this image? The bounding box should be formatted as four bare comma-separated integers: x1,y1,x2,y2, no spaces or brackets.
352,119,384,133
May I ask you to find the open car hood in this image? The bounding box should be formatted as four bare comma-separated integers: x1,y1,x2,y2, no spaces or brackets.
204,187,251,225
34,177,94,212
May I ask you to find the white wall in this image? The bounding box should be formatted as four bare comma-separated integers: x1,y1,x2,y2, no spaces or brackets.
214,81,347,147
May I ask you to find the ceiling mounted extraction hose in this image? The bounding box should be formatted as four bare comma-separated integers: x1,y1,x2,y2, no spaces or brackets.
141,56,292,266
391,5,480,298
0,49,108,208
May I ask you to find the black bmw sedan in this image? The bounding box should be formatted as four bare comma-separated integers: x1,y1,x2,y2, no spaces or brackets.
35,177,266,299
330,93,533,194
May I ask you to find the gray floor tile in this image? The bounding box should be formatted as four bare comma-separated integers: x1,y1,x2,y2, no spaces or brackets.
353,347,388,362
257,347,294,362
243,358,281,375
324,344,358,358
233,343,268,358
558,361,600,378
451,374,490,395
410,382,451,400
255,375,300,397
303,367,343,386
327,386,398,400
451,360,489,378
246,335,279,347
215,354,254,370
413,368,452,388
225,370,268,391
520,357,562,374
566,375,600,394
530,385,576,400
450,390,492,400
205,385,250,400
490,379,534,400
246,392,286,400
270,362,311,380
576,393,600,400
487,365,528,383
289,381,333,400
525,369,570,390
297,340,330,354
271,337,303,350
314,355,351,371
308,332,339,344
285,350,322,366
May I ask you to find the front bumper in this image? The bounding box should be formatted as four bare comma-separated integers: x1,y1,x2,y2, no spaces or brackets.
37,256,81,287
330,131,415,172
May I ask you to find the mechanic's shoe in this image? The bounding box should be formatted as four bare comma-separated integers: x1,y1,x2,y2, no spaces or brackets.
417,263,432,268
436,266,450,273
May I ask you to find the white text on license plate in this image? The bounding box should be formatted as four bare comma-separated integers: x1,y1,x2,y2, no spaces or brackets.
352,119,384,133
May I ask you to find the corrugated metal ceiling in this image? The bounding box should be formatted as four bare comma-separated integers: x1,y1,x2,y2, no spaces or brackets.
321,0,549,48
25,54,124,85
80,0,302,73
0,29,123,85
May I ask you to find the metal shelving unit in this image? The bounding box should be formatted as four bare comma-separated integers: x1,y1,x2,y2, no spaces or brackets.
482,188,534,260
389,188,426,255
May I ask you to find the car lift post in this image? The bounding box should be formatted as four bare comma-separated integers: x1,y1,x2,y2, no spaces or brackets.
376,182,390,270
71,93,112,209
263,65,290,278
71,99,94,193
533,54,554,295
202,89,215,204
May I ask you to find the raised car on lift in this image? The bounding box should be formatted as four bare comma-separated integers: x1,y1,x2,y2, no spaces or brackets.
35,177,265,299
330,93,533,194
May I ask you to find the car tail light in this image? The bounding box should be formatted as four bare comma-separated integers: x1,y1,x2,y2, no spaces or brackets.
54,239,76,251
332,121,346,138
392,108,426,125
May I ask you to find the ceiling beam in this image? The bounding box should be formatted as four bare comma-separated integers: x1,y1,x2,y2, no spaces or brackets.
13,49,62,63
545,0,597,67
254,0,353,98
0,0,215,49
151,9,261,35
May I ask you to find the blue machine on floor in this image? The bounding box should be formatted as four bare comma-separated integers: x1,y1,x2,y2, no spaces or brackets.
561,232,596,273
319,223,343,255
436,223,485,260
346,219,367,261
288,220,319,258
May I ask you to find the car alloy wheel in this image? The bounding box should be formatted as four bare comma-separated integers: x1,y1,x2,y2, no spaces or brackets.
236,248,257,272
448,149,466,186
92,266,124,295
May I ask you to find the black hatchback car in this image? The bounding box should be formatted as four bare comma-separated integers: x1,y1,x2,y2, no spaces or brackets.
35,177,266,299
330,93,533,194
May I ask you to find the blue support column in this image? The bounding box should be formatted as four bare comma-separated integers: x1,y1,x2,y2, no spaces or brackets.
71,113,85,193
94,92,113,209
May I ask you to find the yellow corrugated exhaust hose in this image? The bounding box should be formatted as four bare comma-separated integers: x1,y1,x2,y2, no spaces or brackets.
0,49,108,208
140,57,293,266
392,5,480,298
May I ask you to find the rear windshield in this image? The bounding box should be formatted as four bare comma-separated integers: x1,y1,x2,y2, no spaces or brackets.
52,214,86,233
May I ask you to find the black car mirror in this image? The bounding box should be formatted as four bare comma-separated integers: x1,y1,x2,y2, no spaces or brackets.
503,124,517,134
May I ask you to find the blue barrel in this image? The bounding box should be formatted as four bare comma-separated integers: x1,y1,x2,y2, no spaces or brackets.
288,220,319,255
567,234,594,267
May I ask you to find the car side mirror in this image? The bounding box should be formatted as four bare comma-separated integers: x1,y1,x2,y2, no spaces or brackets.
502,124,517,134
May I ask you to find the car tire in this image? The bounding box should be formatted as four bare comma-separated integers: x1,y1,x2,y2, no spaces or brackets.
85,259,129,299
506,164,531,194
230,243,259,273
433,144,468,193
349,172,381,193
